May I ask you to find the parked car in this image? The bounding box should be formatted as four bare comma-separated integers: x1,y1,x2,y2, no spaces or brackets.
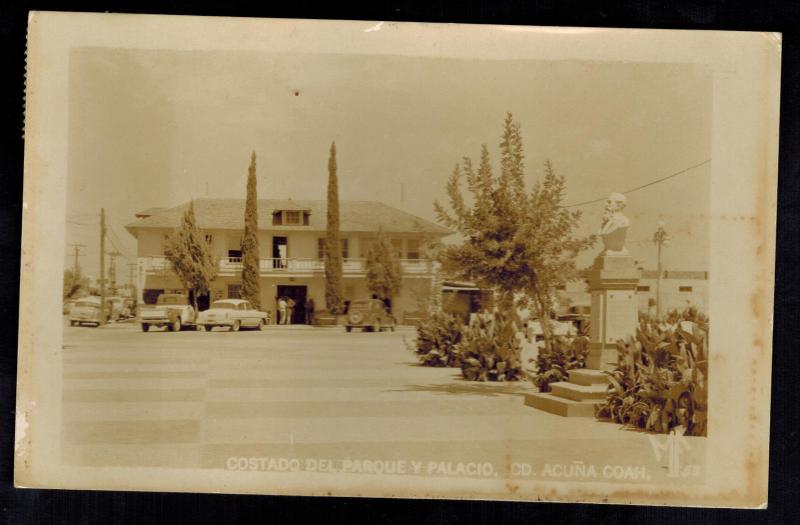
63,299,77,315
525,319,575,342
138,293,195,332
345,299,396,332
557,304,591,335
69,296,104,327
196,299,269,331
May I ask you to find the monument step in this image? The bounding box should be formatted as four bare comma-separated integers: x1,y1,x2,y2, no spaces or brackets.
567,369,610,386
550,381,608,401
524,393,599,418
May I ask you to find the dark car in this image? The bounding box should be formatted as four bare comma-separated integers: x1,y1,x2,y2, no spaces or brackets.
345,299,396,332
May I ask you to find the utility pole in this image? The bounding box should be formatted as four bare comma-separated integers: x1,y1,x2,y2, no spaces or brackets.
68,243,86,273
99,208,106,324
107,250,122,295
127,263,136,289
652,221,670,319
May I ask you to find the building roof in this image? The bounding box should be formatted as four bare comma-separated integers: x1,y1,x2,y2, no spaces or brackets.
134,207,167,218
125,198,451,237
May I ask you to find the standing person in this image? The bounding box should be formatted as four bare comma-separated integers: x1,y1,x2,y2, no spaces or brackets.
305,297,315,325
285,297,295,325
277,296,287,325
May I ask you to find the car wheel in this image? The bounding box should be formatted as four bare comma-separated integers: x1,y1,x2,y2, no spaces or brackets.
69,320,75,327
231,320,240,332
258,319,266,331
141,323,150,332
345,326,352,332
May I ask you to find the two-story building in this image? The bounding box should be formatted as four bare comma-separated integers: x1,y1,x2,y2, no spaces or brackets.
125,198,451,324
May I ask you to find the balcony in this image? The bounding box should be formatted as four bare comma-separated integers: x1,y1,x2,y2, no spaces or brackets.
141,256,436,277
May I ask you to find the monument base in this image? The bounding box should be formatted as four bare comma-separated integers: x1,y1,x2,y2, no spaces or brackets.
585,253,640,371
585,342,619,371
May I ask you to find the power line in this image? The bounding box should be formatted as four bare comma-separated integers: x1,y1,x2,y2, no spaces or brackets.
106,224,134,261
564,159,711,208
68,243,86,273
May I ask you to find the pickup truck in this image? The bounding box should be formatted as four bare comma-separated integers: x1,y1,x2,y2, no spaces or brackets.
138,293,195,332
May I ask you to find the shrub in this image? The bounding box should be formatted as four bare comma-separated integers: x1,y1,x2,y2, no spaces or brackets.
458,313,523,381
595,311,708,436
528,335,589,392
412,311,464,367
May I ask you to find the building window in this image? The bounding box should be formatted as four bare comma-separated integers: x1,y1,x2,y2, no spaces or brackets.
391,239,403,259
679,286,693,293
407,239,420,260
637,285,651,292
318,238,349,259
303,212,310,226
285,211,301,225
360,239,373,259
272,211,282,225
228,284,242,299
317,238,325,259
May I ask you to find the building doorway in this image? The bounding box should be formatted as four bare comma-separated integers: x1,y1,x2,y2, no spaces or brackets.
188,289,211,311
273,236,288,269
277,285,307,324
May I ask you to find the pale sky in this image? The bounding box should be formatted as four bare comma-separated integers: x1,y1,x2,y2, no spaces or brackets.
66,48,711,279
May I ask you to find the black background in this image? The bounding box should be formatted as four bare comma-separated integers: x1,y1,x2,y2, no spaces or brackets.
0,1,797,524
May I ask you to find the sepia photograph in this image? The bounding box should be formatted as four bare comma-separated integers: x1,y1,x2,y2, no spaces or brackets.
16,13,779,507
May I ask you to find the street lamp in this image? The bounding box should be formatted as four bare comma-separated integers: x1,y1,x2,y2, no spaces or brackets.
652,221,670,318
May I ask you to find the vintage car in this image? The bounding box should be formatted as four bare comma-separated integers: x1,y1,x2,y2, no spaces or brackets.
345,298,396,332
196,299,269,331
63,299,77,315
138,293,196,332
69,296,104,327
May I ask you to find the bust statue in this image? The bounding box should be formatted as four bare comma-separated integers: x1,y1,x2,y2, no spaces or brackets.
599,192,630,255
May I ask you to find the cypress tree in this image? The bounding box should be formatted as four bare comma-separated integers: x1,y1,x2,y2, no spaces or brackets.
241,151,261,309
324,142,345,314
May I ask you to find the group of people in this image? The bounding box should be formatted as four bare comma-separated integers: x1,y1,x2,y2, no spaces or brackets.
276,296,315,325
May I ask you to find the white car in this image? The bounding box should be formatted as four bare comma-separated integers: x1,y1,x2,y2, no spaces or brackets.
196,299,269,332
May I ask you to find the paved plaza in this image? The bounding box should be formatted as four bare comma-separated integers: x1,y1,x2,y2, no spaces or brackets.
61,321,705,485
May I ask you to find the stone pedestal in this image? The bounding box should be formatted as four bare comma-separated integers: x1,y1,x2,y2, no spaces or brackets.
584,253,641,370
525,194,641,417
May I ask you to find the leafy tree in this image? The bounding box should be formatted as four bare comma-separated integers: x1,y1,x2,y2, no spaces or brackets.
63,267,87,300
365,229,401,307
241,151,261,309
435,113,595,351
164,201,218,311
324,141,345,314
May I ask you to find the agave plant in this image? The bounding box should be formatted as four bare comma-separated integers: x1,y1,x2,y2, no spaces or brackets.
412,311,464,367
458,312,524,381
595,309,708,436
527,335,589,392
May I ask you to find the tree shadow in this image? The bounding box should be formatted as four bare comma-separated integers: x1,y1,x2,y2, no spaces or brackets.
388,380,531,398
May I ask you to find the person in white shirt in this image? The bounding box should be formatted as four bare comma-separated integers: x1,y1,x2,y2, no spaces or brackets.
277,297,287,325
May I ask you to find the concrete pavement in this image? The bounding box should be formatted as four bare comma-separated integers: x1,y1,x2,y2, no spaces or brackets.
61,321,706,485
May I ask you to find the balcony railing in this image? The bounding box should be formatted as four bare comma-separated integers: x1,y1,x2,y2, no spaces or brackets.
142,256,434,276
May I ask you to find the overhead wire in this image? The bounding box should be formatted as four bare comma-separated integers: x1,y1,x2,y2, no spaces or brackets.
563,158,711,208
